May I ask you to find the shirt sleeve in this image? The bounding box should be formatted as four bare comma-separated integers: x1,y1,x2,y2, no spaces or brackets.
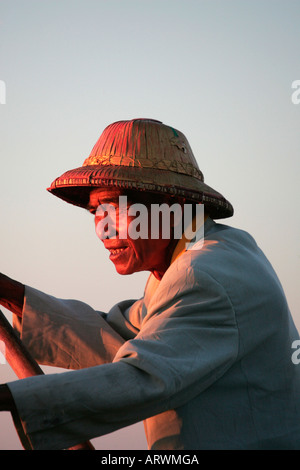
13,285,141,369
7,267,239,450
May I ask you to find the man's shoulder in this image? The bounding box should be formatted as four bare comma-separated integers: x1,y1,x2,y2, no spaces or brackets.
183,219,260,268
165,218,271,291
203,218,258,247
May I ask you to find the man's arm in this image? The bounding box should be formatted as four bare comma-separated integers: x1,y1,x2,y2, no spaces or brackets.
5,267,239,450
1,276,141,370
0,275,26,441
0,273,24,318
1,270,142,371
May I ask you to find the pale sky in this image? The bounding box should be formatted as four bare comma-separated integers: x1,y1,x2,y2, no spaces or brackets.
0,0,299,450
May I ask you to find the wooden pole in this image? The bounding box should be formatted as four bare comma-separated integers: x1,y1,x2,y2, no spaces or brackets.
0,309,94,450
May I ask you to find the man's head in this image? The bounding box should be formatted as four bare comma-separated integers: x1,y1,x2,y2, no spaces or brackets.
47,118,233,277
88,187,185,279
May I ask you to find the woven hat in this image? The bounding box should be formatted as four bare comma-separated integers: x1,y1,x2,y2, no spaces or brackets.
47,118,233,219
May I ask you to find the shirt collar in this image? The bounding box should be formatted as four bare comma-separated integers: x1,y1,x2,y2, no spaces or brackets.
144,213,214,295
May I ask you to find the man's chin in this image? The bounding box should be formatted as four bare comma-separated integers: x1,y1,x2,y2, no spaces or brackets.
112,262,135,276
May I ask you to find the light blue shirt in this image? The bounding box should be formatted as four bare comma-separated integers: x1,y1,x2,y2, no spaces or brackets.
8,218,300,449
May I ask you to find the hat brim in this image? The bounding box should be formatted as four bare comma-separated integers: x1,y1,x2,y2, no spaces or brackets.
47,165,233,219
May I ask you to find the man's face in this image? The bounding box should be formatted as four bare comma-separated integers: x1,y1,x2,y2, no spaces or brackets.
88,188,178,280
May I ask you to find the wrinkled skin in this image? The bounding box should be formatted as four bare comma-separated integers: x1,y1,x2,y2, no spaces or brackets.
88,188,180,280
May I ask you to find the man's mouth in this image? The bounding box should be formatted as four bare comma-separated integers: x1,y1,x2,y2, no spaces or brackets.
108,247,129,258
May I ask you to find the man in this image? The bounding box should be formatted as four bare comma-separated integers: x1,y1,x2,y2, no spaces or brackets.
0,118,300,450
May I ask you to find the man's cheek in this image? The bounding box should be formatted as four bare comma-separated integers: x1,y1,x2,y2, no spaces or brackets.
117,212,129,239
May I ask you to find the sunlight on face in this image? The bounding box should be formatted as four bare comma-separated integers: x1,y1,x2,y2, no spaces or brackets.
89,188,179,280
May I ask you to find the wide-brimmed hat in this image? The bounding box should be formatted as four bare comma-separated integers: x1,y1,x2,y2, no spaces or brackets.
47,118,233,219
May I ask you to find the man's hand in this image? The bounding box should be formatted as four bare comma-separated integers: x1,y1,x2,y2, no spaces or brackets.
0,273,24,318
